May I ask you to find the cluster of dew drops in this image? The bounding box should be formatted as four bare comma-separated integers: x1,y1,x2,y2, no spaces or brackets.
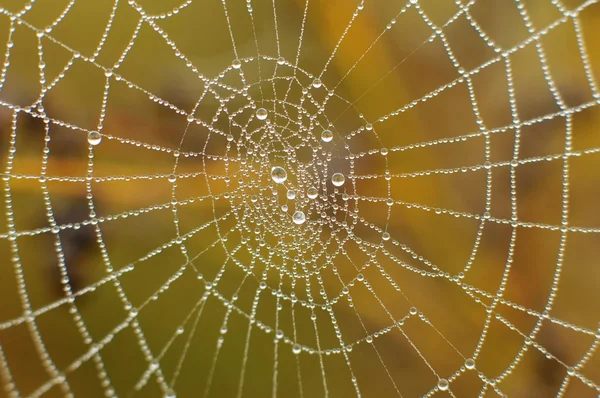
260,106,345,226
84,108,345,229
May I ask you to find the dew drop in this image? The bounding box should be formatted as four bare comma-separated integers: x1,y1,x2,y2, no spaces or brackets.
321,129,333,142
271,167,287,184
167,174,177,183
287,190,296,200
312,78,322,88
292,343,302,354
465,358,475,370
232,59,242,69
292,211,306,225
277,57,285,65
380,147,388,156
259,281,267,290
256,108,268,120
437,378,449,391
87,131,102,146
365,123,373,130
382,232,390,241
331,173,345,187
307,187,318,199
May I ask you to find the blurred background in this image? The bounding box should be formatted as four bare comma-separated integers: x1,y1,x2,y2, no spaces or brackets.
0,0,599,397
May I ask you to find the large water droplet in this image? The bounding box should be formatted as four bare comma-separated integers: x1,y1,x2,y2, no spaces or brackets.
307,187,318,199
437,378,449,391
271,167,287,184
331,173,345,187
87,131,102,146
321,129,333,142
232,59,242,69
465,358,475,370
292,343,302,354
287,190,296,200
277,57,285,65
256,108,268,120
312,78,322,88
292,211,306,225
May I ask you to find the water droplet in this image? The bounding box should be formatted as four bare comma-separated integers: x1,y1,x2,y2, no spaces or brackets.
386,198,394,206
365,123,373,130
168,174,177,183
277,57,285,65
382,232,390,241
292,211,306,225
321,129,333,142
287,190,296,200
366,336,373,343
271,167,287,184
331,173,345,187
292,343,302,354
380,148,388,156
232,59,242,69
307,187,318,199
312,78,322,88
256,108,268,120
259,281,267,290
87,131,102,146
465,358,475,369
437,378,449,391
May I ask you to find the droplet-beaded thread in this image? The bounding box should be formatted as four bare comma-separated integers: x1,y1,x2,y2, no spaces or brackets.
0,1,599,398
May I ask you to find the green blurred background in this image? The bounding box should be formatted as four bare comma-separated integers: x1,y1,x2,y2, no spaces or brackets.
0,0,599,397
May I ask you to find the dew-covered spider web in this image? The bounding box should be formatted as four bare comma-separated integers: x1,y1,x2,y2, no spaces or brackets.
1,0,600,397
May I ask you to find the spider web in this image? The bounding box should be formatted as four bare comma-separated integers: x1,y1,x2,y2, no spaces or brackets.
0,0,599,397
